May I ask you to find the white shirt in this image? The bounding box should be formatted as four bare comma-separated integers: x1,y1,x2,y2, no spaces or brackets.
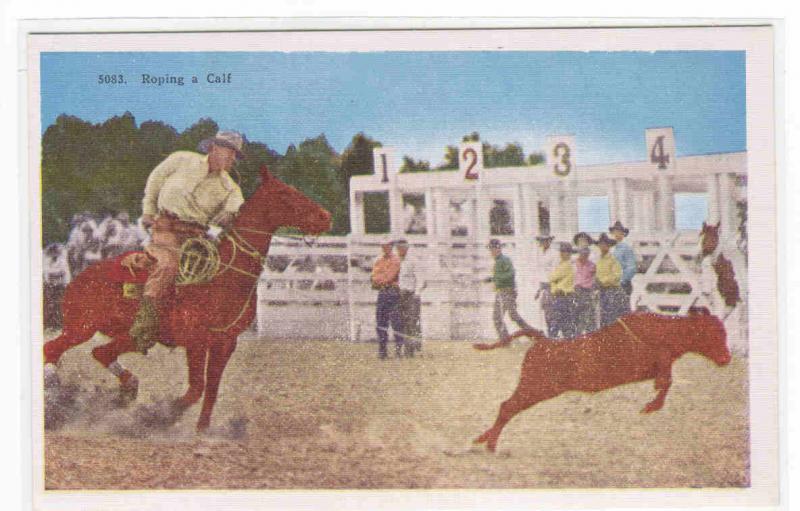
398,253,425,294
537,247,561,284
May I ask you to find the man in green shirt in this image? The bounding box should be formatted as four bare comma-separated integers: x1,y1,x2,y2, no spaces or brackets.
486,239,534,339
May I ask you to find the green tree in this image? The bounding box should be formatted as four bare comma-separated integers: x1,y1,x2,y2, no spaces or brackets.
527,152,545,166
274,134,349,234
399,156,431,173
436,145,459,170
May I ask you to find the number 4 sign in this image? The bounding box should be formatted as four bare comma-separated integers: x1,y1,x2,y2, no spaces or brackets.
645,127,677,171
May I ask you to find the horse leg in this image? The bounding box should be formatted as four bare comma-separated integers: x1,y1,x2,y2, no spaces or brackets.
44,328,95,366
196,336,237,431
91,333,140,402
174,344,208,411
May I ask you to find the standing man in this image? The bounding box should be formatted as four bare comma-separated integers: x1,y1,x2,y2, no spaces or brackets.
131,130,245,353
610,221,637,306
534,235,559,335
396,239,425,357
573,246,597,335
595,233,625,327
487,239,534,340
549,242,577,339
371,238,403,359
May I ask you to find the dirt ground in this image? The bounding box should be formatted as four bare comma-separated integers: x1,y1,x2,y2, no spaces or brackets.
43,336,750,489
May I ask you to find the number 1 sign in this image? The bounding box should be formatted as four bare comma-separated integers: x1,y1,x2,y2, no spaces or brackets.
645,127,677,171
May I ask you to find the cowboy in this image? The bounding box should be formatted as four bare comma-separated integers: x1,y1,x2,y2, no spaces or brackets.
486,239,534,339
610,220,637,299
130,130,246,353
595,233,626,327
371,238,403,359
573,246,597,335
549,242,577,339
573,232,597,262
534,235,559,334
395,239,425,356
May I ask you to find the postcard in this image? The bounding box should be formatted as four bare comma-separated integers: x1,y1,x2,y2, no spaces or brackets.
23,19,779,510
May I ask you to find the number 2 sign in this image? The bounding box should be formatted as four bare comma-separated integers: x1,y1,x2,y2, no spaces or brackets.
645,127,676,171
459,142,483,180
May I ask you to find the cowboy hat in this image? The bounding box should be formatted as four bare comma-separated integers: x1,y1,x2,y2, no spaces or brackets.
608,221,630,236
487,239,503,249
535,235,555,242
596,233,617,246
573,232,595,245
198,130,246,160
558,242,575,254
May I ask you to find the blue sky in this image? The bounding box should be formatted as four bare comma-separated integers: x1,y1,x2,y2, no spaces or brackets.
41,51,743,231
41,51,745,167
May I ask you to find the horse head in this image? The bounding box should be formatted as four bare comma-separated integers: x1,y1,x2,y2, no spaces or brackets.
685,307,731,366
700,221,721,257
235,165,332,237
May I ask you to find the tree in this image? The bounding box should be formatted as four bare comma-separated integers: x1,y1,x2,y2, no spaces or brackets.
399,156,431,173
483,142,526,168
527,152,545,166
338,132,382,232
436,145,459,170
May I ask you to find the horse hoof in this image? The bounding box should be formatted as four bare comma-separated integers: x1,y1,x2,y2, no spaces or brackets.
43,364,59,389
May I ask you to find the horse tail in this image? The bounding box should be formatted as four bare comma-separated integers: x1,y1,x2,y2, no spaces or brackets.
473,328,546,351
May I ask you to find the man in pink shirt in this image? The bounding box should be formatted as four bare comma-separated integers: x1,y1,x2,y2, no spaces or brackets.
573,246,597,335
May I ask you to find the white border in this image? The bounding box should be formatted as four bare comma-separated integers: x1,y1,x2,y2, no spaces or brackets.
21,20,779,511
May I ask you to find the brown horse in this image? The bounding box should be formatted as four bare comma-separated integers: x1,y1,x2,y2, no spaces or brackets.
699,221,741,307
472,308,731,452
43,166,331,430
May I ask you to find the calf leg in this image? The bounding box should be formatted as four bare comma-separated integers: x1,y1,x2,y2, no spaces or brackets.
642,359,673,413
475,386,560,452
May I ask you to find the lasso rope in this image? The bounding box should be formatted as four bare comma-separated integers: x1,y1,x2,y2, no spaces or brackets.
176,237,221,286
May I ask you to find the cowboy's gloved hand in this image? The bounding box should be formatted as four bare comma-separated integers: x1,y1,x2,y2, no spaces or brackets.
214,211,236,230
140,214,154,229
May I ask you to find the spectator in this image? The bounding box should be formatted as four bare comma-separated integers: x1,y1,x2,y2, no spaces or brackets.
549,242,577,339
595,233,626,327
573,232,597,262
486,238,534,339
573,246,597,335
396,239,425,356
534,235,559,335
371,238,403,359
610,221,636,301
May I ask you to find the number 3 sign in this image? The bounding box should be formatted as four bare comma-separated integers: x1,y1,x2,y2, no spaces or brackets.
645,127,676,171
545,135,576,178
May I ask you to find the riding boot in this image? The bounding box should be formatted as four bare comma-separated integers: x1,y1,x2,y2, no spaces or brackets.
129,296,160,354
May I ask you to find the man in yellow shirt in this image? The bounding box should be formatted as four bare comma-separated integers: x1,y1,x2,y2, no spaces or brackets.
548,242,576,339
130,130,246,353
595,233,626,327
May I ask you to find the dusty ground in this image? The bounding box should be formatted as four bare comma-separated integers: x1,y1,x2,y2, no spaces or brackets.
44,337,750,489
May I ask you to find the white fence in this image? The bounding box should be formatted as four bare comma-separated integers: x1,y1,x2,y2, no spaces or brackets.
256,233,748,352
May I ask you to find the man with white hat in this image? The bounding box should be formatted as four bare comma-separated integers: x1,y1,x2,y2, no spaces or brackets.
534,234,559,335
395,239,425,357
130,130,246,353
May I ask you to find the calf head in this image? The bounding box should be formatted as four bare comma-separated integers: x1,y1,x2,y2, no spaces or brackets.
686,307,731,366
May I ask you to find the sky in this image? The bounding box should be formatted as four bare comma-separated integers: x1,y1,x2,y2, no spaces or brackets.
40,51,745,231
41,51,745,167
